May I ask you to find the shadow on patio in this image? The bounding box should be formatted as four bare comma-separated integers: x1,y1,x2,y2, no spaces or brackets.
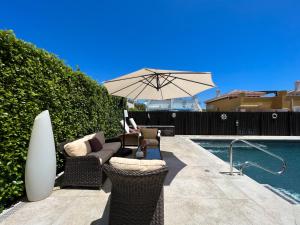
90,196,110,225
161,151,187,186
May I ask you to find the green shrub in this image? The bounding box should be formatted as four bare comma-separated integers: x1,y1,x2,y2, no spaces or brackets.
132,102,146,111
0,30,123,212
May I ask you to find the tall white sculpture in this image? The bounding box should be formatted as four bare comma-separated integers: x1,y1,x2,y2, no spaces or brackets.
25,110,56,201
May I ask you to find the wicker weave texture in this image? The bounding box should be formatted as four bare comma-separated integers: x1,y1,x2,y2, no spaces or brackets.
104,164,168,225
61,156,103,188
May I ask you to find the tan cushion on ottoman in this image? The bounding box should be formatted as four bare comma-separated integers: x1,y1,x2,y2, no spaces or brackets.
110,157,166,172
64,138,91,157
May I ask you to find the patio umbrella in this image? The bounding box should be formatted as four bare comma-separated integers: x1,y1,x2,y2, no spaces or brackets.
104,68,215,100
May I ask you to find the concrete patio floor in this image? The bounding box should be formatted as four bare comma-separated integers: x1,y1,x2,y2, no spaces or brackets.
1,136,300,225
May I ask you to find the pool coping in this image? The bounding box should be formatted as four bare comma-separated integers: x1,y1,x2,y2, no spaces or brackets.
184,135,300,205
263,184,300,205
182,135,300,141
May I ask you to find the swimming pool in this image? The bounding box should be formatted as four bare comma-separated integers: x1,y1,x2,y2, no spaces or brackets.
193,139,300,203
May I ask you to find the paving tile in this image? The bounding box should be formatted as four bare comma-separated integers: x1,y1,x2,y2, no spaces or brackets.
165,197,252,225
210,178,249,200
52,196,109,225
293,205,300,225
165,175,226,199
1,196,73,225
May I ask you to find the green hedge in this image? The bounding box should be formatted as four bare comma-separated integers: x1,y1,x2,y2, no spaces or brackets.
0,30,123,212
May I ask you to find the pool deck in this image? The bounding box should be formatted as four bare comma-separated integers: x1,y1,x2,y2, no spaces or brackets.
1,135,300,225
185,135,300,141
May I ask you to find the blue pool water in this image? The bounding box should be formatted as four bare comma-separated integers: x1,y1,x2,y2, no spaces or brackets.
193,139,300,203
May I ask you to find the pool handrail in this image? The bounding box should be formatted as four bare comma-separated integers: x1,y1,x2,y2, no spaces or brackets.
229,139,287,176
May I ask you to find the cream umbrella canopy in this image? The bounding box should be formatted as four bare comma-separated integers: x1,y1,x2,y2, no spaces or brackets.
104,68,215,100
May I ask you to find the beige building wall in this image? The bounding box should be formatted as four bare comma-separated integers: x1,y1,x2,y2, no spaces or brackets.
206,91,300,112
206,97,241,111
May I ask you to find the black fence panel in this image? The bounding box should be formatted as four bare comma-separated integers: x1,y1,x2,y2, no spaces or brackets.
129,111,299,136
128,111,175,126
208,112,237,135
147,111,161,125
237,112,261,135
128,112,147,125
260,112,290,136
174,112,187,134
156,111,174,125
192,112,210,135
290,112,300,136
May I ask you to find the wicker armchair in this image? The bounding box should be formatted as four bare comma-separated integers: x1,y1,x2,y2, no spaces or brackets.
139,128,161,149
103,164,168,225
59,137,121,189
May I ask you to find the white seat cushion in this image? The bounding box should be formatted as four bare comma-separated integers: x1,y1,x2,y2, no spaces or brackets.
102,142,121,154
110,157,166,172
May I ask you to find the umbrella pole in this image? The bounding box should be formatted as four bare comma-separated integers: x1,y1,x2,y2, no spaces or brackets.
122,109,127,149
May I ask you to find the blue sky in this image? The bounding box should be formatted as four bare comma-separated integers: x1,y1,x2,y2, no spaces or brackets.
1,0,300,106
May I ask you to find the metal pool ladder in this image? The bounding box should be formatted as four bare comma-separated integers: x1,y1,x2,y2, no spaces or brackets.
228,139,286,175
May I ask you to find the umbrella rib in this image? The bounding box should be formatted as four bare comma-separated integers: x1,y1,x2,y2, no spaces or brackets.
105,71,210,83
145,69,211,75
111,76,149,95
160,76,176,88
125,81,146,98
141,76,157,89
133,75,156,100
167,75,215,87
105,72,211,83
105,76,143,83
105,73,156,83
164,77,193,97
160,74,172,87
166,72,210,74
145,68,158,74
145,69,160,89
